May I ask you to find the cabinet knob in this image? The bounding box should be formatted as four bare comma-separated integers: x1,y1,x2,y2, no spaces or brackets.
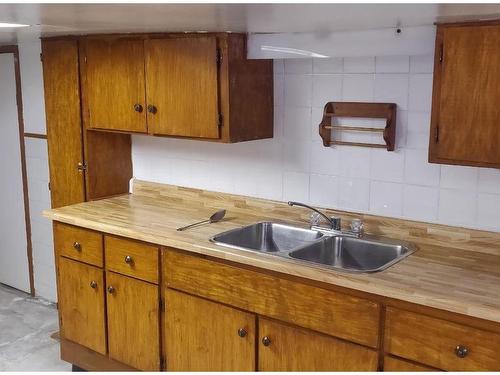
133,103,143,113
107,286,115,294
73,242,81,251
124,255,133,264
89,280,97,289
147,105,157,114
455,345,469,358
77,162,87,172
237,328,247,338
262,336,271,346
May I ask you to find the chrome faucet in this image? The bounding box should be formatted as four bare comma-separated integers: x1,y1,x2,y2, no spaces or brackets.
287,201,363,237
287,201,341,230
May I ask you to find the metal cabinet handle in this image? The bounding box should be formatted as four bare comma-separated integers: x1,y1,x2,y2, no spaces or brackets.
107,286,115,294
73,242,81,251
147,105,157,114
237,328,247,338
262,336,271,346
134,103,143,113
89,280,97,289
124,255,133,264
455,345,469,358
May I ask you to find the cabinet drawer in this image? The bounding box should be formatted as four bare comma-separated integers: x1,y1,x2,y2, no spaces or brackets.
385,308,500,371
105,236,159,284
164,249,380,348
55,222,103,267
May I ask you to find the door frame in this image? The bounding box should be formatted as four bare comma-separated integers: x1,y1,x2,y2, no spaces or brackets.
0,45,35,296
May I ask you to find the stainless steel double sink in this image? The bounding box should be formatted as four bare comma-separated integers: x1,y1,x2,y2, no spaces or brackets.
210,222,416,273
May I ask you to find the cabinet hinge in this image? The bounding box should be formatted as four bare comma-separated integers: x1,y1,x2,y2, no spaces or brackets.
435,124,440,143
77,162,87,172
160,297,165,312
48,181,51,191
40,53,43,62
439,43,444,64
218,114,223,128
160,356,166,369
84,56,87,64
216,48,222,66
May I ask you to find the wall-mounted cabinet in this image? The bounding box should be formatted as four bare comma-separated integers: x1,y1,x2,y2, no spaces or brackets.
81,33,273,142
429,21,500,168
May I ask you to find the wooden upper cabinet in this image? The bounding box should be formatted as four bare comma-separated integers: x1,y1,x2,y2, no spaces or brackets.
145,37,220,138
258,318,378,371
429,22,500,168
58,257,106,355
164,289,256,371
78,33,273,142
42,40,86,208
82,38,147,132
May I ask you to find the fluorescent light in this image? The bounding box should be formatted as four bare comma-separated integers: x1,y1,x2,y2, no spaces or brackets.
0,22,30,28
260,45,329,58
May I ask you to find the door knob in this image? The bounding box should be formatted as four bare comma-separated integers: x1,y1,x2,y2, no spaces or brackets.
455,345,469,358
133,103,143,113
89,280,97,289
107,286,115,294
73,242,81,251
237,328,247,338
124,255,133,264
147,105,157,114
262,336,271,346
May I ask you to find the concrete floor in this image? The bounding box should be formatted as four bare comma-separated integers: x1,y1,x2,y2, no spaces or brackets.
0,284,70,371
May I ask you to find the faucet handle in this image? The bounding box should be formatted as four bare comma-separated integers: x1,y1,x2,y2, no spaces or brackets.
310,212,321,226
350,218,364,235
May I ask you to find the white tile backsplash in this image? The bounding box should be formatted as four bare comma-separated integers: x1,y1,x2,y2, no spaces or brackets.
313,57,343,74
132,55,500,233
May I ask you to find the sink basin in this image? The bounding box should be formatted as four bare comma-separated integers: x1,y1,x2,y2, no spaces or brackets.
289,235,415,273
210,222,323,253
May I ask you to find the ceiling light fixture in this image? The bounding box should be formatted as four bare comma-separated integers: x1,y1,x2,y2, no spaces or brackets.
0,22,30,28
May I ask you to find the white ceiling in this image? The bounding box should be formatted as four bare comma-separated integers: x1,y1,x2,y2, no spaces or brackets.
1,3,500,45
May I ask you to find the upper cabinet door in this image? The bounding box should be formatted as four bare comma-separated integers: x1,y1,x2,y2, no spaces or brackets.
83,38,147,132
430,24,500,167
145,37,220,138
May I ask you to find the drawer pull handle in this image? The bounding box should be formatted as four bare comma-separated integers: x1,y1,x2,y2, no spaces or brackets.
262,336,271,346
124,255,133,264
107,286,115,294
455,345,469,358
237,328,247,338
73,242,81,251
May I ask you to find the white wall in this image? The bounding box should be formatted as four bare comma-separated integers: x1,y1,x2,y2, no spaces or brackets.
132,54,500,233
18,41,56,301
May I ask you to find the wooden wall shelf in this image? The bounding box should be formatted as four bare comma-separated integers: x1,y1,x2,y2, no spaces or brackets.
319,102,397,151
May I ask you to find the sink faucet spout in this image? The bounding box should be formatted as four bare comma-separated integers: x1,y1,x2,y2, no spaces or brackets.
287,201,340,230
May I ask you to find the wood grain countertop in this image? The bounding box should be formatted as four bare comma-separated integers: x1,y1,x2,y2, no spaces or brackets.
44,180,500,324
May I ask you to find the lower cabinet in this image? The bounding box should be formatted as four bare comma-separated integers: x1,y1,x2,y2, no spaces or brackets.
58,257,107,355
258,317,378,371
164,289,256,371
106,271,160,371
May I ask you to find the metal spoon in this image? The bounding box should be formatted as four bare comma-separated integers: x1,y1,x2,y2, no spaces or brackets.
176,209,227,231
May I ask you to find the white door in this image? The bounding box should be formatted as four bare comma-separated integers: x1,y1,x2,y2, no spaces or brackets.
0,53,30,292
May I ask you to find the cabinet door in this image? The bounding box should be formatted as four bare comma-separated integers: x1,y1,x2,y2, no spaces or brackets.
145,37,220,138
106,272,160,371
83,38,147,132
258,317,378,371
58,257,106,354
164,289,256,371
431,25,500,167
42,40,86,208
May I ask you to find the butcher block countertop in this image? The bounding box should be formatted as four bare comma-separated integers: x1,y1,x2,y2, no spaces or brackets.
44,180,500,324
